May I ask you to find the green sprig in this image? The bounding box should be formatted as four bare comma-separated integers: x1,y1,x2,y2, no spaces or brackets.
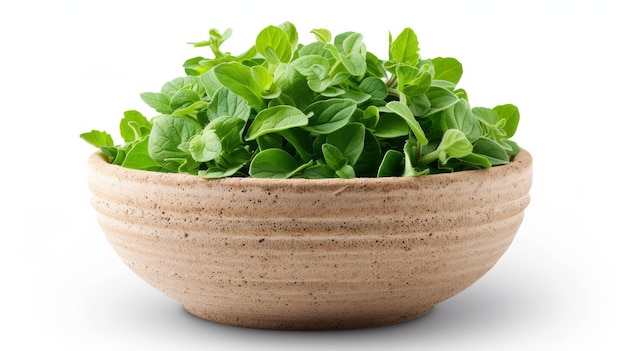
81,22,521,179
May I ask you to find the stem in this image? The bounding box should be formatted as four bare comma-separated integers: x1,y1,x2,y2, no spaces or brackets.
328,60,342,78
420,149,440,165
387,88,401,98
415,142,422,163
386,75,397,89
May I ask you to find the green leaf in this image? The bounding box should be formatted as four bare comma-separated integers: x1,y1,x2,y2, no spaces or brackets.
455,88,468,101
140,92,172,114
298,41,335,59
439,129,473,160
189,28,233,58
371,113,409,138
148,115,202,173
121,135,161,171
256,25,293,64
272,63,314,109
420,129,473,165
108,147,126,165
472,137,510,165
335,164,356,179
430,80,457,90
390,28,420,65
377,149,404,177
199,69,223,98
303,163,336,179
472,107,507,140
306,64,331,92
279,128,314,161
257,133,283,151
472,106,498,125
366,51,386,78
321,143,348,170
396,64,432,96
214,146,250,170
312,134,327,160
249,148,307,178
245,105,310,141
251,65,277,96
500,139,521,156
362,105,380,129
169,89,201,111
460,153,492,168
161,76,203,97
278,21,299,51
493,104,520,138
188,129,222,162
206,116,247,167
198,165,242,179
354,129,382,177
303,98,357,134
359,77,388,100
119,110,151,143
336,90,370,104
440,99,482,142
385,101,428,145
431,57,463,85
326,123,366,165
291,55,330,76
339,52,367,76
183,54,241,76
403,137,430,177
205,87,250,122
341,32,364,54
334,32,353,50
330,70,351,86
80,130,114,148
321,85,345,97
81,129,121,163
311,28,332,43
424,86,460,116
407,94,431,116
173,100,209,118
213,62,269,109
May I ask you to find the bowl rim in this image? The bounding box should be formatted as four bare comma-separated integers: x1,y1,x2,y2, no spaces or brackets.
88,148,532,189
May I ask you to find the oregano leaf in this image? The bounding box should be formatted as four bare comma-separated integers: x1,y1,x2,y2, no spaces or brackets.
245,105,310,141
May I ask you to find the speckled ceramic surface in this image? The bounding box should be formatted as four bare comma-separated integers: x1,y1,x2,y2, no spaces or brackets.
88,149,532,330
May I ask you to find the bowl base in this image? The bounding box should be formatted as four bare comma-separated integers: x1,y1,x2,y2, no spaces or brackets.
182,304,434,330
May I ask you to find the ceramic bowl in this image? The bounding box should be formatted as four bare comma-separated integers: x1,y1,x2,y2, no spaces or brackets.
88,149,532,330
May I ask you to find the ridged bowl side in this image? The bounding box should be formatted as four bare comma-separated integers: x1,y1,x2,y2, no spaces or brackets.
88,149,532,330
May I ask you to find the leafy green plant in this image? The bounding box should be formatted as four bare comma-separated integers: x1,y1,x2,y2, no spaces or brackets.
81,22,521,179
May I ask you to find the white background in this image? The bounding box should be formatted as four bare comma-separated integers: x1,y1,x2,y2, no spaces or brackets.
1,0,624,349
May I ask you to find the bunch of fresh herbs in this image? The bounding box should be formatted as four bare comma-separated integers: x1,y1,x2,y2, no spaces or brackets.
81,22,520,179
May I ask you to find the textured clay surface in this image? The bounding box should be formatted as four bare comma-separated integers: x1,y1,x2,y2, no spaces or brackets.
88,150,532,330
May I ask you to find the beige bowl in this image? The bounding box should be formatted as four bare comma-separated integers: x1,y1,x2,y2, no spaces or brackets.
88,149,532,330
